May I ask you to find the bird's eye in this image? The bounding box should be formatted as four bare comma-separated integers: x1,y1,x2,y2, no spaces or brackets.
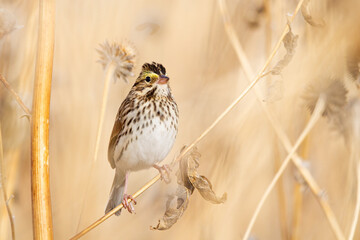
145,76,151,82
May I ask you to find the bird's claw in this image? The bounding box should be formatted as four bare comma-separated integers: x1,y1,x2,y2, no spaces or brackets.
153,164,172,184
122,194,137,213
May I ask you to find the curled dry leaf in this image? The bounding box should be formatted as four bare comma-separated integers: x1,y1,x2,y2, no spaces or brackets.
150,185,191,230
151,146,226,230
301,0,325,27
270,24,298,75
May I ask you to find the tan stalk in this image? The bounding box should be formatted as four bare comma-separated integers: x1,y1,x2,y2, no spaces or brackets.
264,0,289,238
292,124,310,240
274,138,289,240
0,124,15,240
0,73,31,117
31,0,55,239
76,62,116,231
348,148,360,239
0,150,20,240
218,0,345,239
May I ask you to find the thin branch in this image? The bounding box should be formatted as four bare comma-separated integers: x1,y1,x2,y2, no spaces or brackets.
243,95,326,240
71,1,317,239
218,0,345,239
348,158,360,240
31,0,55,239
76,62,116,231
0,124,15,240
0,73,31,118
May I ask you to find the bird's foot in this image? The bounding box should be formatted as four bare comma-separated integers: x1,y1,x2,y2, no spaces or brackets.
122,194,137,213
153,164,172,184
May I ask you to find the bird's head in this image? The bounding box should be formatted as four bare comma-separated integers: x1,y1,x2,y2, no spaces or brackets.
132,62,171,98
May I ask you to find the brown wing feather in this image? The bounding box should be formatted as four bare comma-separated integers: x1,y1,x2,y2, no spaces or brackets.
107,96,133,168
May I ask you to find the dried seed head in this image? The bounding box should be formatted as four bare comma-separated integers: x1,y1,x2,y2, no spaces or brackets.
346,45,360,88
97,40,136,83
303,79,348,133
303,79,348,117
0,8,18,39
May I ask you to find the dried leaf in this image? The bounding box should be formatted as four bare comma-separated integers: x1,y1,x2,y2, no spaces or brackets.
301,0,325,27
152,146,226,230
188,174,227,204
270,24,298,75
150,185,191,230
185,147,227,204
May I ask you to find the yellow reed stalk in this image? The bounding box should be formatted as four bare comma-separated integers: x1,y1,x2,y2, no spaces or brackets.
0,124,15,240
31,0,55,239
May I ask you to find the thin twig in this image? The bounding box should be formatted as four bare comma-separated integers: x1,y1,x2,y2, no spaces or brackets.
218,0,345,239
31,0,55,239
348,156,360,240
243,95,326,240
76,62,116,231
0,73,31,118
0,124,15,240
292,125,310,240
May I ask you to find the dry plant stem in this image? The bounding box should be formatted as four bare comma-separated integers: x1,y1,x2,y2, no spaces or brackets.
0,125,15,240
348,160,360,240
76,62,116,231
274,138,289,240
0,150,19,240
218,1,345,239
31,0,55,239
242,96,326,240
71,0,310,238
0,73,31,117
292,125,310,240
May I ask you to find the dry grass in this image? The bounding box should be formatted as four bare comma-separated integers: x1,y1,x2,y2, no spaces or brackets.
1,0,360,239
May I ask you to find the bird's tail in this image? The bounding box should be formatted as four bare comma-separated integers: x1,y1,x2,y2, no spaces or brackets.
105,170,126,216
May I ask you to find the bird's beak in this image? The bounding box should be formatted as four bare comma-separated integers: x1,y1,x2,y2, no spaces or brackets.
158,75,169,85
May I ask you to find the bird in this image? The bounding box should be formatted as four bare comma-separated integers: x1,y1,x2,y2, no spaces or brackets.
105,62,179,215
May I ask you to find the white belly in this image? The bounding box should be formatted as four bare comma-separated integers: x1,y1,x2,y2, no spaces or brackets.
113,109,178,171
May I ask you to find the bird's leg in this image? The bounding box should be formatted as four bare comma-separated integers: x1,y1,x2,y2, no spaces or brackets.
153,164,172,184
122,171,137,213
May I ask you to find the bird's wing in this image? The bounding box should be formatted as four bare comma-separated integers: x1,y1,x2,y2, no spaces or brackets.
108,97,132,169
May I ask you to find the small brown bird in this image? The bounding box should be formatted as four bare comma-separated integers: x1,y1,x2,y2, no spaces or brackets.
105,62,179,215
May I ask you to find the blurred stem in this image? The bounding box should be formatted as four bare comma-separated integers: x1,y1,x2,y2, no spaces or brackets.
292,118,310,240
0,73,31,118
0,150,20,240
274,138,289,240
0,124,15,240
76,61,116,231
348,150,360,240
31,0,55,239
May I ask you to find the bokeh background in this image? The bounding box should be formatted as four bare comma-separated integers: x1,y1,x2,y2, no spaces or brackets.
1,0,360,239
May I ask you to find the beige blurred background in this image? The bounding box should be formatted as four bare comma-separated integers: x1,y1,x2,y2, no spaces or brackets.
1,0,360,239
